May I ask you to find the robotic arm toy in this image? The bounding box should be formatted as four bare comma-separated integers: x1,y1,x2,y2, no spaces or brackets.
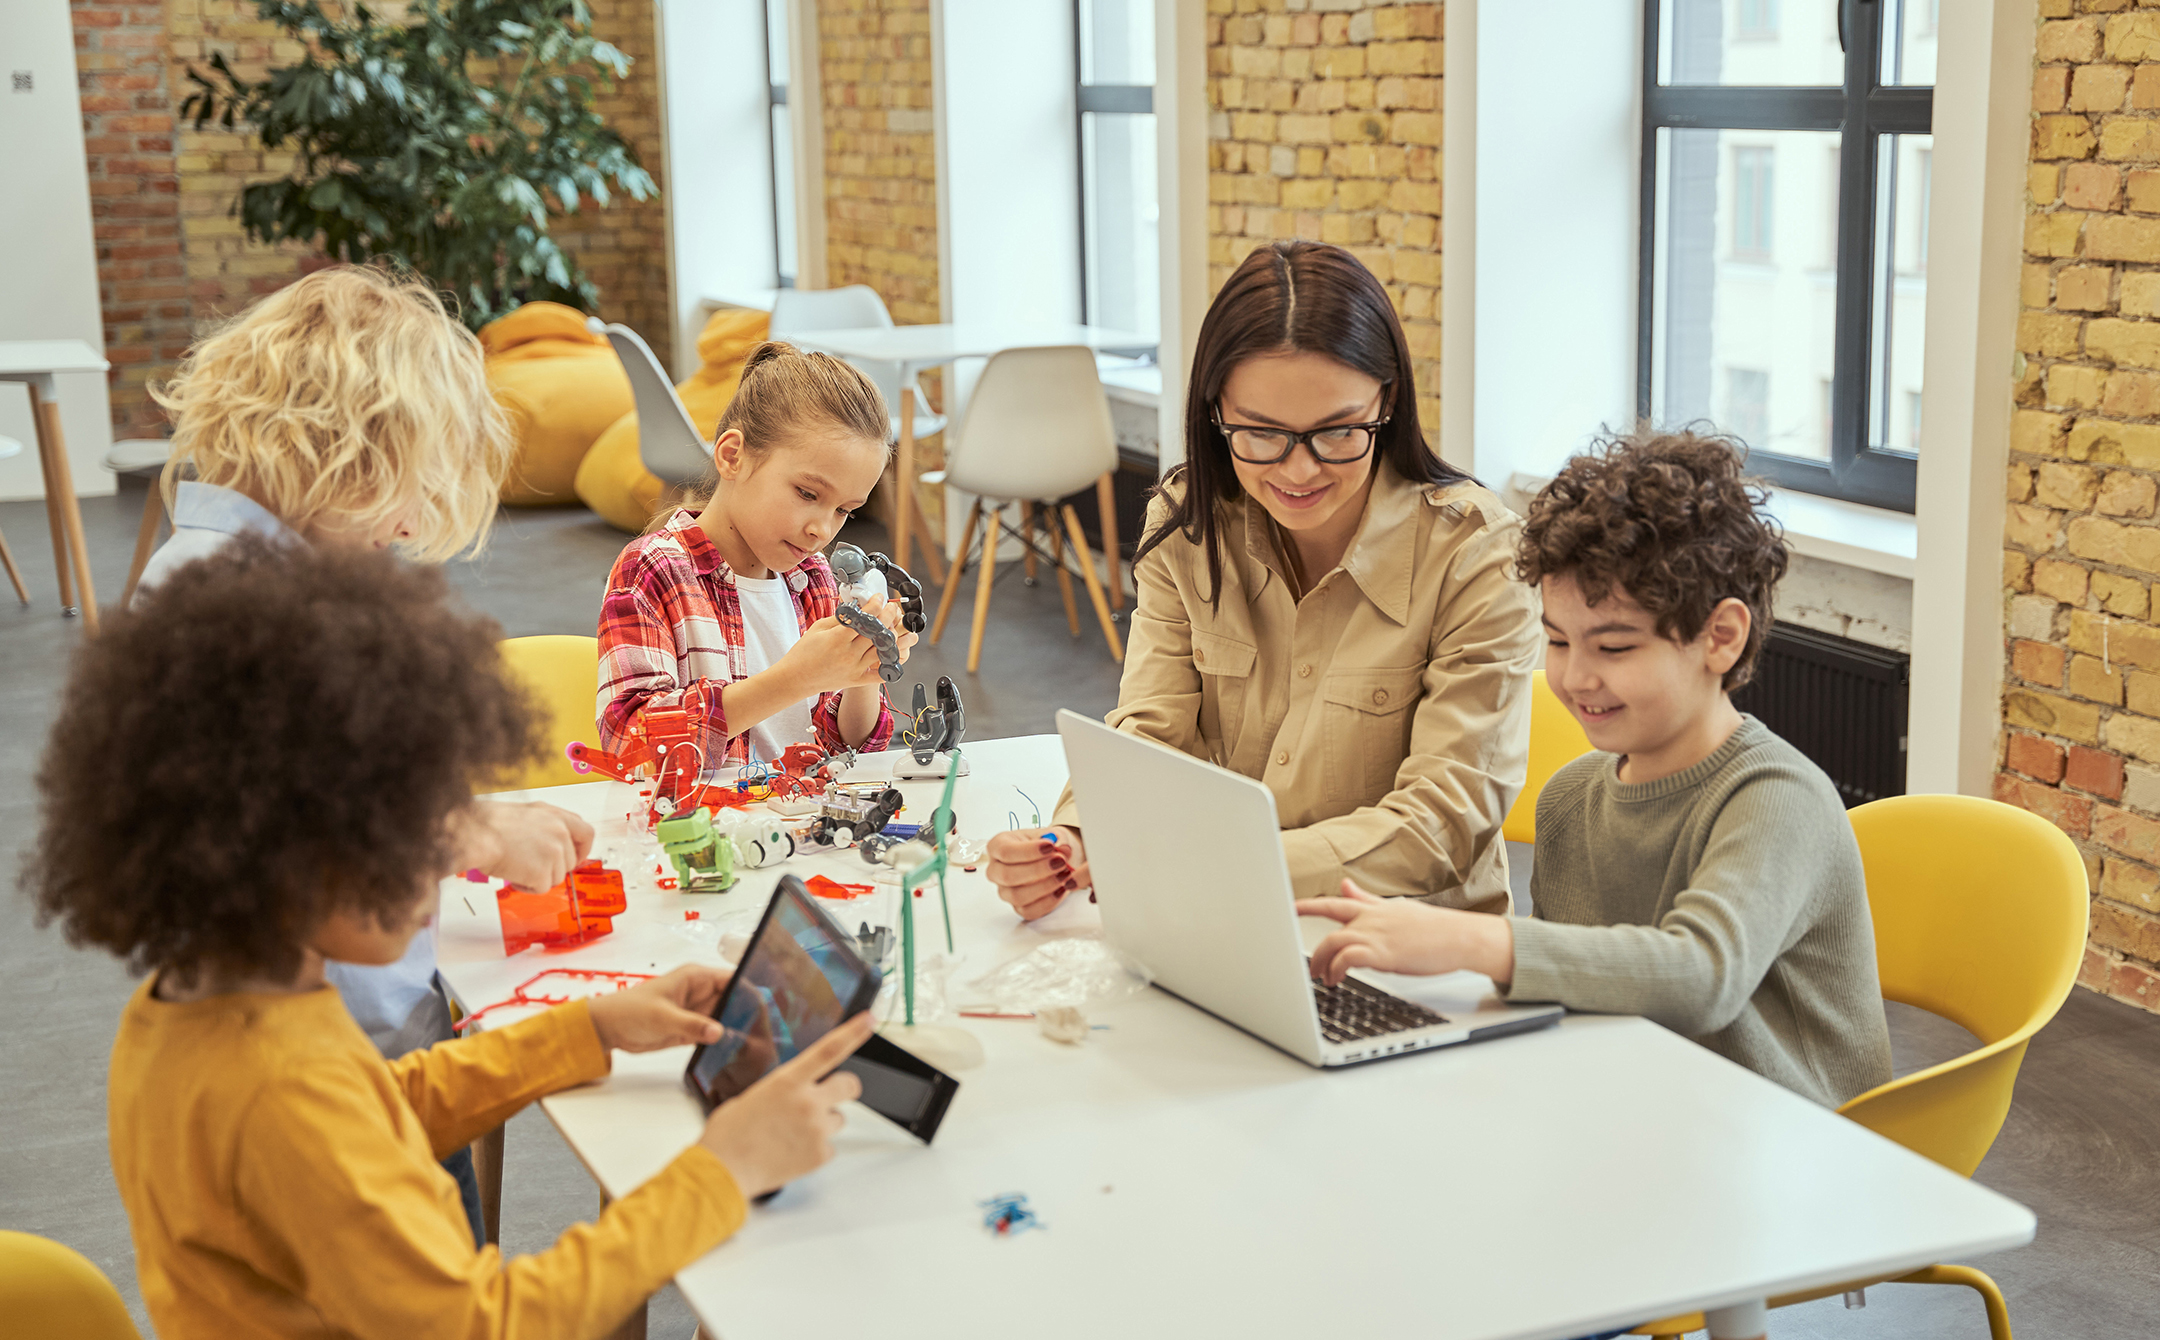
829,542,926,684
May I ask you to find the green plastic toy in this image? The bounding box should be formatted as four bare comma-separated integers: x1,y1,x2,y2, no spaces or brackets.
655,806,737,892
895,750,962,1025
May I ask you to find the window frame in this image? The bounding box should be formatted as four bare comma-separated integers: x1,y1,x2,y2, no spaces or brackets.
1637,0,1932,513
1073,0,1155,329
761,0,794,290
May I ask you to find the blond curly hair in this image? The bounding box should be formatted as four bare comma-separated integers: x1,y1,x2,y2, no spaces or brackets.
152,265,513,562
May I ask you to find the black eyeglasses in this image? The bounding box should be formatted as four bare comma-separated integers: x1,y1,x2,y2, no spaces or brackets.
1212,412,1392,465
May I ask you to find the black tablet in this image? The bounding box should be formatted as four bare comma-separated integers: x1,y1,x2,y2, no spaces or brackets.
685,876,881,1111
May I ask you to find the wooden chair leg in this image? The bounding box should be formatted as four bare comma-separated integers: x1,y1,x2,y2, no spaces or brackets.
1095,471,1123,611
967,505,999,674
908,478,948,587
472,1124,505,1247
1061,503,1124,662
0,520,28,605
121,483,165,608
1046,502,1081,636
1020,500,1038,583
930,497,982,645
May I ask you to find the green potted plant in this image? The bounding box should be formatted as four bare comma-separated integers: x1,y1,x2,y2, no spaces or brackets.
182,0,656,329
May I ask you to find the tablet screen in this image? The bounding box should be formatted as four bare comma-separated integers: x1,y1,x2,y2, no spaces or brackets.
686,880,878,1107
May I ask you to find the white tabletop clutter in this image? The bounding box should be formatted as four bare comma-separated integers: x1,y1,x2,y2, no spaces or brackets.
433,735,2034,1340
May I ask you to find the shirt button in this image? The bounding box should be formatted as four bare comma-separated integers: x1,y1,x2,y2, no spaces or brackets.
1275,750,1289,766
1298,663,1312,678
1371,689,1389,706
1195,648,1206,664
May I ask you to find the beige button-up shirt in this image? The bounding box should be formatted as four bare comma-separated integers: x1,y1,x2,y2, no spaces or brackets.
1055,462,1541,913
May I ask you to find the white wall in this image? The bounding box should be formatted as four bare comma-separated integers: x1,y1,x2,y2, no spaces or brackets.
0,0,115,501
1906,0,2037,796
1155,0,1207,472
656,0,778,380
1466,0,1640,487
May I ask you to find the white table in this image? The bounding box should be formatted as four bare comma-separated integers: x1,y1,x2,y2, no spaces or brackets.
436,736,2034,1340
0,339,109,633
788,323,1157,579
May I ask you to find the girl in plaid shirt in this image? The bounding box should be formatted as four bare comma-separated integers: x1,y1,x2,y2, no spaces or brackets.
598,342,915,780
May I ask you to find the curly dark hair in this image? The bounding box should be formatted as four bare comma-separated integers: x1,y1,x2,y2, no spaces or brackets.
1516,428,1789,690
22,535,541,984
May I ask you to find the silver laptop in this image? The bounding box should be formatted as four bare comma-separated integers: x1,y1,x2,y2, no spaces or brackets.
1057,710,1563,1067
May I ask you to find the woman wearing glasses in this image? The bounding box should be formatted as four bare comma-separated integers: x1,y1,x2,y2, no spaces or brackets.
984,240,1541,919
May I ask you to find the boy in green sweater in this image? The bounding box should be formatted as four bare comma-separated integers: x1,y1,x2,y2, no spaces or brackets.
1301,430,1892,1108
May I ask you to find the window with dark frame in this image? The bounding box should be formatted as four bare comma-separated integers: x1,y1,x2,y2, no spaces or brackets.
1076,0,1159,337
1640,0,1933,514
763,0,796,289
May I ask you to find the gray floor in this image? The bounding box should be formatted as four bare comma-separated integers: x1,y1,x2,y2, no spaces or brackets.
4,481,2157,1338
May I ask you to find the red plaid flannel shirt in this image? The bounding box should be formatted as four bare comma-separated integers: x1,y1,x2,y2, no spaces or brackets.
597,511,893,779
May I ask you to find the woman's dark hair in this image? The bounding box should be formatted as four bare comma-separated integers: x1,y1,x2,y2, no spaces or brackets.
22,535,541,985
1133,240,1470,601
1515,427,1790,690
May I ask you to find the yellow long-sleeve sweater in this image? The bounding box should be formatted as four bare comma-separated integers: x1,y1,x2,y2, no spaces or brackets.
108,979,745,1339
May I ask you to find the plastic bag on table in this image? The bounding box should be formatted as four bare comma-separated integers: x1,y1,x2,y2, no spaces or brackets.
874,951,956,1025
962,935,1153,1014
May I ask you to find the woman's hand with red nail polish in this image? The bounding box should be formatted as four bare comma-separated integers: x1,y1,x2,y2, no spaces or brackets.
983,825,1090,921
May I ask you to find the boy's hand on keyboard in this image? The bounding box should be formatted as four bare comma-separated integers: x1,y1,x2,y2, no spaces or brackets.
588,964,734,1052
698,1011,874,1198
1297,880,1516,987
454,801,595,891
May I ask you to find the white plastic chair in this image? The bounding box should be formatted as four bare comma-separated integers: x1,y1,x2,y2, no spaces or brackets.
925,346,1124,672
768,285,947,441
0,436,30,606
105,437,175,608
586,319,712,493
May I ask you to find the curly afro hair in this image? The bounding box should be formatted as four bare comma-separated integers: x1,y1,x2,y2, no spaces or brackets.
1516,428,1789,690
23,535,541,984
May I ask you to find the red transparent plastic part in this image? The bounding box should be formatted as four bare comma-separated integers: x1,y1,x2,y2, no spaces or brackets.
497,860,629,955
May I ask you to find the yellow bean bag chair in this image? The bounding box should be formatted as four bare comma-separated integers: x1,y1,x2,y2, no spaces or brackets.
575,307,771,532
482,302,635,506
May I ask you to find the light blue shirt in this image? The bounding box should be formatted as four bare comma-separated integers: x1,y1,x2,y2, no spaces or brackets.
133,481,297,597
135,481,454,1058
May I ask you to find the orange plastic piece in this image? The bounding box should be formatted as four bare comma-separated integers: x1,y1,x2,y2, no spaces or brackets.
805,875,876,900
497,860,628,955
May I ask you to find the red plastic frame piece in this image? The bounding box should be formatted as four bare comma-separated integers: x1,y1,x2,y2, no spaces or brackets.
497,860,629,955
457,967,655,1032
805,875,876,900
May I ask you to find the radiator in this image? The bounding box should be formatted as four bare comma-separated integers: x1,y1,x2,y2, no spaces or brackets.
1730,623,1910,807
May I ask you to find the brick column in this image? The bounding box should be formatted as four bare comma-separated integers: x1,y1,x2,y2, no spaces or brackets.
1206,3,1443,441
2006,2,2160,1013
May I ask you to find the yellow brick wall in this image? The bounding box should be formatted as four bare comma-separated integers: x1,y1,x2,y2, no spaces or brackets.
1206,1,1443,441
816,0,943,532
818,0,940,326
2006,0,2160,1014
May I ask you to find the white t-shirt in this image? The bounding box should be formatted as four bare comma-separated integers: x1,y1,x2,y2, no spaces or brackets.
733,572,817,765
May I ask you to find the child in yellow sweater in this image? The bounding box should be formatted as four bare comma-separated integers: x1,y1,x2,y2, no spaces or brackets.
27,537,870,1339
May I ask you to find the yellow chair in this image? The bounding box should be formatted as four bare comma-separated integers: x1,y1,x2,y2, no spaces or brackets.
1500,669,1595,844
0,1231,143,1339
1632,794,2090,1340
490,635,603,793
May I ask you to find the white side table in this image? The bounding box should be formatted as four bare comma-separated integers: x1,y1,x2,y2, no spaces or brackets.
0,340,111,633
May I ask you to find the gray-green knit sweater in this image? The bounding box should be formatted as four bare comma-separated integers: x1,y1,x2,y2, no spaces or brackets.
1505,716,1892,1107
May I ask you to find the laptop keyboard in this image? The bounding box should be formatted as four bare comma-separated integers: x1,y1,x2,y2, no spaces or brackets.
1308,963,1450,1043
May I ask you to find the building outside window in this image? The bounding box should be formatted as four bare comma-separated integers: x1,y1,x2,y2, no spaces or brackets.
1736,0,1780,40
1732,146,1774,260
1076,0,1159,337
763,0,796,289
1641,0,1933,512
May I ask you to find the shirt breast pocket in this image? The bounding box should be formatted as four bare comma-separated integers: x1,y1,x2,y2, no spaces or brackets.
1191,629,1258,760
1321,665,1426,802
